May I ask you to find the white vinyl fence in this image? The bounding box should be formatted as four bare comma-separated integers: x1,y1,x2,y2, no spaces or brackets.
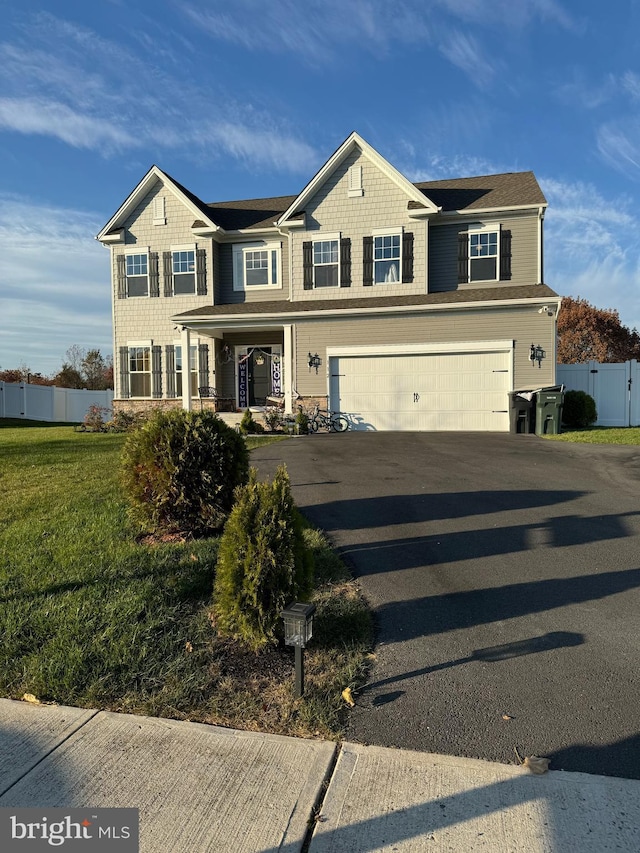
0,382,114,423
557,361,640,427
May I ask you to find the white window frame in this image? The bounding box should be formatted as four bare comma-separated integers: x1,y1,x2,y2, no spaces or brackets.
173,338,199,398
312,232,340,289
468,224,500,283
233,241,282,291
128,341,152,398
125,251,149,298
171,243,196,295
372,227,402,285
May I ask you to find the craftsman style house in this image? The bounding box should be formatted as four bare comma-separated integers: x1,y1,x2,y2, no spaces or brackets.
97,132,560,431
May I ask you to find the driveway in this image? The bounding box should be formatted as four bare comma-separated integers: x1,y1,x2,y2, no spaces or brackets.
252,433,640,780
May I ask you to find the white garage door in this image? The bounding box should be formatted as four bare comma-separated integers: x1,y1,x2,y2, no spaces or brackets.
329,347,512,432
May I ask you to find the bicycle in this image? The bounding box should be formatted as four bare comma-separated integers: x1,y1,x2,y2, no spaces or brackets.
309,404,349,433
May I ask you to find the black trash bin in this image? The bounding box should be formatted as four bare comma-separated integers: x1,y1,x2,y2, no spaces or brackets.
509,392,534,434
534,388,564,435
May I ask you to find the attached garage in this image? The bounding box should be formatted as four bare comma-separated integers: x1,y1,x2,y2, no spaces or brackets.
328,341,513,432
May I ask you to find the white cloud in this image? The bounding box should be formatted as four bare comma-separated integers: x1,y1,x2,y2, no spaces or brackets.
596,121,640,181
541,177,640,329
438,32,496,87
0,194,111,375
0,12,318,175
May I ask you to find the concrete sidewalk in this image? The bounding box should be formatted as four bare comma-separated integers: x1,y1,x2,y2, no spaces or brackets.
1,699,639,853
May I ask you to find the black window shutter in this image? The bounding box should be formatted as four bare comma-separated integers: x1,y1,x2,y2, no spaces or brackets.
152,345,162,398
118,346,130,398
165,345,176,398
402,232,414,283
363,236,373,286
117,254,127,299
163,251,173,297
196,248,207,295
340,237,351,287
198,343,209,388
149,252,160,297
303,241,313,290
500,229,512,281
457,232,469,284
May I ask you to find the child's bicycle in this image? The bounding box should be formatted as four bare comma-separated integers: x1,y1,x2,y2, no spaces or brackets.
309,404,349,433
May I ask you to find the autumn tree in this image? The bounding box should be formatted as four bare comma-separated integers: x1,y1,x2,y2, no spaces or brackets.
557,297,640,364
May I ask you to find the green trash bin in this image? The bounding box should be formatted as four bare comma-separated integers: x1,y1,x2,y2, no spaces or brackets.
534,389,564,435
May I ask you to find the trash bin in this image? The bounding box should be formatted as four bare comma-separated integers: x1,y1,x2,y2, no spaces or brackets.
509,392,534,434
534,388,564,435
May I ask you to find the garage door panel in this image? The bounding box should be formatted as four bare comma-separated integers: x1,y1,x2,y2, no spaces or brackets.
330,349,511,432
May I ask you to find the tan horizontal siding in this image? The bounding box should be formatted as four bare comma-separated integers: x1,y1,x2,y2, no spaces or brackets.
294,306,556,397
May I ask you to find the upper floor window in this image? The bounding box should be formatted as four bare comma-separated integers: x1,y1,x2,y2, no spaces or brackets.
458,226,511,284
374,234,401,283
173,249,196,294
233,242,281,290
313,239,339,287
469,231,498,282
126,253,148,297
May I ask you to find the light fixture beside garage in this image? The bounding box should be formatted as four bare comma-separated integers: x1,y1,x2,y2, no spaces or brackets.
530,343,546,368
308,352,321,373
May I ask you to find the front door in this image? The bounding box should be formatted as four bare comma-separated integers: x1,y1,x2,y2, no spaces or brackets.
248,348,271,405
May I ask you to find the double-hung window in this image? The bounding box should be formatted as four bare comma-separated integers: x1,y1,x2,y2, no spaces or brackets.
172,249,196,294
374,233,401,283
313,236,339,288
129,346,151,397
469,230,498,282
126,253,149,297
175,344,198,397
233,242,281,290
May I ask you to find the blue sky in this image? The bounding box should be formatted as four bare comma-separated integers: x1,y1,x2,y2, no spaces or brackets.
1,0,640,375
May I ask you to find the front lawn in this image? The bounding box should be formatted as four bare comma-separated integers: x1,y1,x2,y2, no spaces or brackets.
544,427,640,444
0,423,371,738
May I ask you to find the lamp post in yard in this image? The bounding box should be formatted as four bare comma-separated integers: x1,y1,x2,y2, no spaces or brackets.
281,602,316,698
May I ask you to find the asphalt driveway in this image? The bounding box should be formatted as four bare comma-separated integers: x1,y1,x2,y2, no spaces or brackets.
252,433,640,779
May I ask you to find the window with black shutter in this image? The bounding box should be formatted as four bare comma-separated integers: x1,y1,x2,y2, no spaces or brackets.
340,238,351,287
303,241,313,290
363,236,373,286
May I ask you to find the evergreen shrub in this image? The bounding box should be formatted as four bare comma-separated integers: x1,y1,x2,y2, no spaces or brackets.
562,390,597,429
213,465,314,650
121,409,249,535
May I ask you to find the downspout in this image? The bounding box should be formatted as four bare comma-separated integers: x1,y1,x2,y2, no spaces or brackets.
538,206,545,285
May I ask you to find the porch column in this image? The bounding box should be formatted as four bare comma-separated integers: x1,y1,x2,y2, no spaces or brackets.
180,326,192,411
283,324,293,414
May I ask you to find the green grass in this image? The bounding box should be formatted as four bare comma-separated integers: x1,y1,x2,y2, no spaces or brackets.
544,427,640,444
0,422,371,738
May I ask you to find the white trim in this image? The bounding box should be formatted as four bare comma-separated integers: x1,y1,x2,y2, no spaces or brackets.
170,296,563,327
124,248,151,298
153,195,166,226
232,241,282,291
372,226,404,237
326,340,514,358
467,225,500,284
277,132,440,226
97,165,220,242
312,233,341,289
170,242,196,253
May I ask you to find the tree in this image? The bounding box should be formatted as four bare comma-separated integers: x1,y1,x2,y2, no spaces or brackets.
557,297,640,364
52,363,84,389
81,349,111,390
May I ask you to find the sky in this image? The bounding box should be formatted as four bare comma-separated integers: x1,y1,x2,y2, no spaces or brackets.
1,0,640,376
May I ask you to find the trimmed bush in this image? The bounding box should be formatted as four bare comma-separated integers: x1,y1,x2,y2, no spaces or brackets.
562,390,597,429
121,409,249,535
213,465,314,650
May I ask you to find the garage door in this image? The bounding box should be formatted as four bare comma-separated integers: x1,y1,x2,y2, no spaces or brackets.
329,347,511,432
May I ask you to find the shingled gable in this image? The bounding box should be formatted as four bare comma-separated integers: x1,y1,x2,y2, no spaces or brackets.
276,131,441,227
96,165,220,241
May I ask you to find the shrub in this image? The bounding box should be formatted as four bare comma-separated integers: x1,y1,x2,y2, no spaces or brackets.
121,409,249,535
239,408,265,434
109,409,146,433
213,465,314,650
264,407,283,432
82,404,111,431
562,390,597,429
295,407,309,435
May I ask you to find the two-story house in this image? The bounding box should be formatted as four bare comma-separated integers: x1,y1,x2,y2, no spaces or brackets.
97,131,560,431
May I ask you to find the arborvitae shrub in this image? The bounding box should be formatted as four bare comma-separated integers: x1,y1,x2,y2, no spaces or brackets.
121,409,249,535
213,465,314,650
562,390,597,429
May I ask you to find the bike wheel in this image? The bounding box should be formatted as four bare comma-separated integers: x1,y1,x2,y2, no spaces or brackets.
310,418,320,432
331,415,349,432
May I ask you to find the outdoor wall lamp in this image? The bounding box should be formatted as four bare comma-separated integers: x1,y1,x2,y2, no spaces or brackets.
281,601,316,697
530,343,546,368
308,352,321,373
